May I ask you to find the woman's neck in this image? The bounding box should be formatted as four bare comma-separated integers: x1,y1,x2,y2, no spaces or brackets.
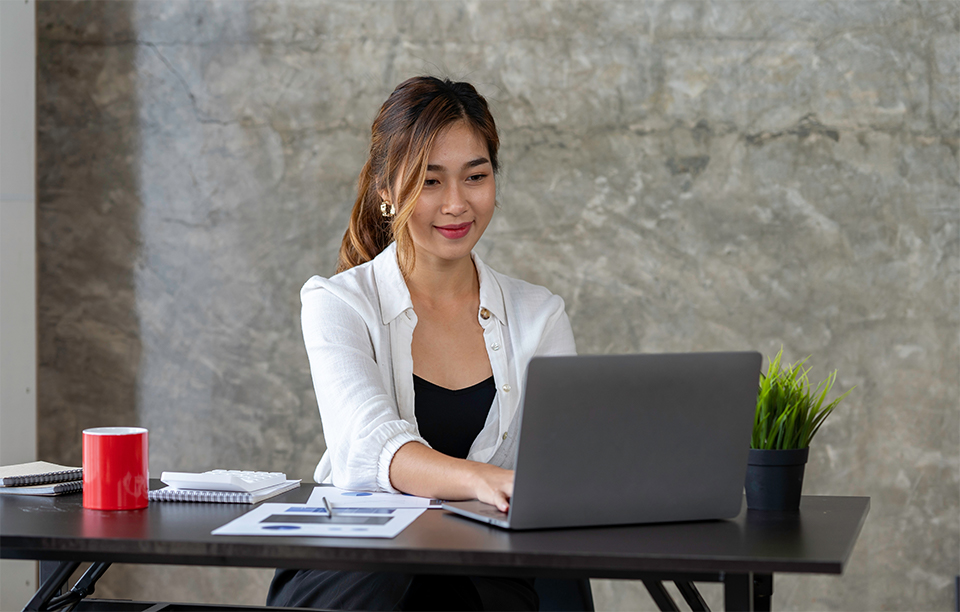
405,254,479,306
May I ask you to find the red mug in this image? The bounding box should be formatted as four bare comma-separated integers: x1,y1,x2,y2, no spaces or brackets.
82,427,149,510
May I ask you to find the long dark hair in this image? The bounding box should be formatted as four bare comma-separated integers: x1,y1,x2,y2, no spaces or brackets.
337,76,500,275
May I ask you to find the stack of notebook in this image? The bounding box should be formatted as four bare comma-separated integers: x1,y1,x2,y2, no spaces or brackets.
0,461,83,496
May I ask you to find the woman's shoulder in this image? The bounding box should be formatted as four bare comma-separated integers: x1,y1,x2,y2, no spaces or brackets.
480,263,575,353
302,254,376,290
482,263,566,318
491,269,558,299
300,258,380,317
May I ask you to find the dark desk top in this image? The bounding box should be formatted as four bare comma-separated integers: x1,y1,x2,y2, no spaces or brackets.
0,482,869,580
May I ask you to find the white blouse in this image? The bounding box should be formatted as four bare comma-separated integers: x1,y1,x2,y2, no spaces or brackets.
301,242,577,492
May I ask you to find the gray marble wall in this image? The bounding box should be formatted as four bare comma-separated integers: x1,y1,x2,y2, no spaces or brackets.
37,1,958,609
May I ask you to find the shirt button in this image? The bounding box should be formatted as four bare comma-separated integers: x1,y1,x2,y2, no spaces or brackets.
491,342,500,351
502,384,511,393
405,311,412,320
479,308,491,320
502,432,508,441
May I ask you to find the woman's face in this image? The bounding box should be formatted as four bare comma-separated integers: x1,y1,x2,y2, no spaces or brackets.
404,121,496,270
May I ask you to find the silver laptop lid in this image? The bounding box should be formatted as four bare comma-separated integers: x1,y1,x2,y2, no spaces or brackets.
503,351,761,530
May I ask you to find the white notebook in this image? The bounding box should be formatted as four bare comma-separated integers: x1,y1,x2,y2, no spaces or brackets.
149,480,300,504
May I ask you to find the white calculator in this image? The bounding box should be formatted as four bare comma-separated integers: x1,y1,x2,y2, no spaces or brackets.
160,470,286,493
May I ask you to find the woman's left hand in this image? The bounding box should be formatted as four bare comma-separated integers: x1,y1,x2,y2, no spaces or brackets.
389,441,514,511
466,461,514,512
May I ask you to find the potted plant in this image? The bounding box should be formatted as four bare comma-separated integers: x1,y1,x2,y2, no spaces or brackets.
745,348,854,511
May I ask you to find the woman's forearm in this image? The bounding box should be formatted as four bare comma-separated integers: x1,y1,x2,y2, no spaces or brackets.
389,441,514,511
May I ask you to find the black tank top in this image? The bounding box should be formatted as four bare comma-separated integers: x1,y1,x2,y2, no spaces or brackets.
413,374,495,460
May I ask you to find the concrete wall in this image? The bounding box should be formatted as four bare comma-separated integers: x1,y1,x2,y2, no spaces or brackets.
35,1,958,610
1,0,39,607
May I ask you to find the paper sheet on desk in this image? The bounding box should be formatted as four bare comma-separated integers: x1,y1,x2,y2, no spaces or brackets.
212,503,425,538
307,486,443,509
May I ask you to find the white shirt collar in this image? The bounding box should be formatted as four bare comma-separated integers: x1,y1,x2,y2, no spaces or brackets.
372,242,507,326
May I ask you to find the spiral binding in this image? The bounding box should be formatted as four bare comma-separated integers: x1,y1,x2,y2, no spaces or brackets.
50,481,83,494
1,468,83,487
149,488,253,504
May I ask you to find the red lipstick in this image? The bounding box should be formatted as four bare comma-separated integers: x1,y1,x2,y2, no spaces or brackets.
435,222,472,240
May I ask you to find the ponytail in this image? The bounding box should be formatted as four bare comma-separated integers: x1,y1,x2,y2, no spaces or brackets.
336,159,393,273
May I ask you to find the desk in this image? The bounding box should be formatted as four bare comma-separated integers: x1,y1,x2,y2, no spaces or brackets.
1,482,868,611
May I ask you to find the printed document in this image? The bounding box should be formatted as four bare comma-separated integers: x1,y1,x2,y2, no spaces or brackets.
306,485,443,509
212,503,425,538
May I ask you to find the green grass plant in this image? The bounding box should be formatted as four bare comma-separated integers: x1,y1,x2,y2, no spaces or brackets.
752,348,854,450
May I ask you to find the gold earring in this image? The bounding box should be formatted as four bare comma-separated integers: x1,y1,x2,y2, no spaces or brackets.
380,200,396,217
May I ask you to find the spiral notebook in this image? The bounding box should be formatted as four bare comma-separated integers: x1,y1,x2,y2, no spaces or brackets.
149,480,301,504
0,461,83,487
0,480,82,496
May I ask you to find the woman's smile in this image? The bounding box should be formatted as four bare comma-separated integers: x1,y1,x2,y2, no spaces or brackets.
435,221,473,240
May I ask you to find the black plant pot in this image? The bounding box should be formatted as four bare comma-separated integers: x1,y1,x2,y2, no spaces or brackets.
744,447,810,511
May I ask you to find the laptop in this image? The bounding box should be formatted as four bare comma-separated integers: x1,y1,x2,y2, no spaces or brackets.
443,351,761,530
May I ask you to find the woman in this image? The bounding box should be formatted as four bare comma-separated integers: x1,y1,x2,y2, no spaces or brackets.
268,76,576,610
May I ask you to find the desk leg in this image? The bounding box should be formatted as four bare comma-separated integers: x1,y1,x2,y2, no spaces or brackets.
23,562,111,612
723,572,753,612
676,581,709,611
38,562,63,594
753,574,772,612
23,561,80,611
642,580,680,611
722,573,773,612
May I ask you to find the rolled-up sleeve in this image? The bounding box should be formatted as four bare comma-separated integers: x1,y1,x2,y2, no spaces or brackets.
301,277,424,492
